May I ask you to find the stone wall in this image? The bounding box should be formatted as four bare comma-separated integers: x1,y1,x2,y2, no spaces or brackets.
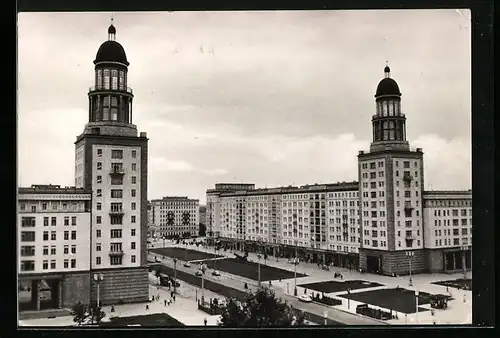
90,267,149,305
62,271,91,308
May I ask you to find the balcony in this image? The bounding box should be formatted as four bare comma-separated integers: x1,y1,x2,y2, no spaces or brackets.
110,167,125,176
405,234,415,240
89,85,133,95
109,208,125,216
403,173,413,182
109,249,124,257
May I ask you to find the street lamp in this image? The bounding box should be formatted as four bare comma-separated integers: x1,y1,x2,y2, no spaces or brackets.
406,251,414,286
415,290,419,324
200,263,206,304
257,253,262,286
93,273,104,308
173,258,178,294
293,240,298,296
162,236,165,248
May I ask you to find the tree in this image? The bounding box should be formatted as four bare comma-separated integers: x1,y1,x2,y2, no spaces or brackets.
218,287,306,327
71,302,90,326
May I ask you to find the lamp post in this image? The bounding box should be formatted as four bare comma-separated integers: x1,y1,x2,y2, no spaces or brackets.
93,273,104,308
406,251,414,286
173,258,178,294
162,236,165,248
415,290,419,324
257,253,262,287
294,240,298,296
200,263,205,304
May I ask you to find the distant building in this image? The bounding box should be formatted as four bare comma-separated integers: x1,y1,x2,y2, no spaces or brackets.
150,197,200,238
206,66,472,275
18,184,92,310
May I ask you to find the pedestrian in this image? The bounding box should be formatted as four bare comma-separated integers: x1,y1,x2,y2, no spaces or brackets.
204,318,207,326
173,294,176,302
146,304,149,311
111,305,115,313
171,291,174,298
446,286,449,293
164,299,167,306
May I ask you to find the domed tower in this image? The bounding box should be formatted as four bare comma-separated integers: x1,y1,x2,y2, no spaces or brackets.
357,64,425,277
74,22,149,306
85,22,136,136
370,65,409,152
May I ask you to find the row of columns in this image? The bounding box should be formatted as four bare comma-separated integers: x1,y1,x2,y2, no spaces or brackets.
88,95,133,123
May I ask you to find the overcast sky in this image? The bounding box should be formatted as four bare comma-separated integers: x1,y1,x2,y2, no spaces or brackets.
18,10,471,204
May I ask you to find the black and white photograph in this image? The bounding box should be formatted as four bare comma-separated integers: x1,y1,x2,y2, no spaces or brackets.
17,9,475,327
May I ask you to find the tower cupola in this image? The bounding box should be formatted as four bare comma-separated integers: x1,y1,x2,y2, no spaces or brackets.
87,21,134,126
370,64,409,151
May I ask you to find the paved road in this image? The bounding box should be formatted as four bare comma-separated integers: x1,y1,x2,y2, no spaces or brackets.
148,253,385,325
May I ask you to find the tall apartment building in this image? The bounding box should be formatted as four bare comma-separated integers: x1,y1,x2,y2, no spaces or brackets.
17,185,92,310
150,197,200,238
74,23,149,304
206,66,472,275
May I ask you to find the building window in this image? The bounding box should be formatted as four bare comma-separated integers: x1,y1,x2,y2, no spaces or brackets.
110,256,122,265
97,189,102,197
103,69,110,89
111,176,123,185
131,255,136,263
51,217,56,226
43,217,49,226
71,245,76,254
71,259,76,268
52,202,58,210
97,175,102,184
132,163,137,171
64,231,69,240
20,203,26,211
97,202,102,211
20,246,35,257
96,243,101,252
131,229,136,236
131,242,136,250
64,245,69,254
131,202,136,210
96,229,101,238
64,217,69,226
50,260,56,269
21,231,36,242
21,217,36,227
64,259,69,268
131,215,136,223
50,246,56,255
111,229,122,238
132,150,137,158
131,176,136,184
131,189,136,197
30,205,37,212
96,216,102,224
96,256,101,265
97,148,102,157
110,215,123,225
111,189,123,198
51,231,56,240
71,231,76,240
42,203,47,210
72,216,77,226
97,162,102,170
42,260,49,270
111,150,123,159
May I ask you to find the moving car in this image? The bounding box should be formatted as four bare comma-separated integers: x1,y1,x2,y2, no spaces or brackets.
195,270,203,277
298,295,313,303
183,262,191,268
212,270,220,276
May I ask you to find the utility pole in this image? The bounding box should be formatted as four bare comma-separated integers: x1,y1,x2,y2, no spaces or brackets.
173,258,177,294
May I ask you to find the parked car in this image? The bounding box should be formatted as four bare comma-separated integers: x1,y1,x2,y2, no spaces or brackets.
183,262,191,268
155,257,161,263
298,295,312,303
195,270,203,277
212,270,220,276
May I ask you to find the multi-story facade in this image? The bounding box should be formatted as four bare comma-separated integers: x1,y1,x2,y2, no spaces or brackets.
150,197,200,238
73,23,149,304
17,185,92,310
423,190,472,273
206,66,472,275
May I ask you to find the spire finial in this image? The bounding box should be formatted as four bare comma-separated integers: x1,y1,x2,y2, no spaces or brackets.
384,62,391,78
108,14,116,41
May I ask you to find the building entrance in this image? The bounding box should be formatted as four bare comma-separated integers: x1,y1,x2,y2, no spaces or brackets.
366,255,381,274
18,279,62,312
